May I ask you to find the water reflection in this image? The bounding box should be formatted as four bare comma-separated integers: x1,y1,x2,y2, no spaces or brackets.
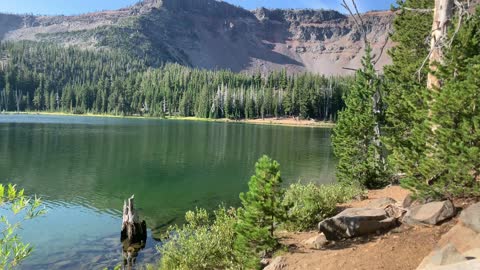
0,115,336,269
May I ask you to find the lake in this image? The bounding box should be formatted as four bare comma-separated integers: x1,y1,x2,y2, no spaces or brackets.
0,114,336,269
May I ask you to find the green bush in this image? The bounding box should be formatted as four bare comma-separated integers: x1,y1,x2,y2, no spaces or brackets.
281,183,364,231
157,207,239,270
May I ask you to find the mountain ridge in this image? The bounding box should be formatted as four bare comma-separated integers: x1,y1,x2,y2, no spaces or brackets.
0,0,394,75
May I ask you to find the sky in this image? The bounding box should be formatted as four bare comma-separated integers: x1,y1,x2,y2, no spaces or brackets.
0,0,396,16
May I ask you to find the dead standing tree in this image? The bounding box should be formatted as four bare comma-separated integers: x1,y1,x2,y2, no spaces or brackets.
427,0,454,90
15,88,22,112
121,195,147,269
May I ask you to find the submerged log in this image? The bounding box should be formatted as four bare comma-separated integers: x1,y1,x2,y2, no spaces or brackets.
121,195,147,269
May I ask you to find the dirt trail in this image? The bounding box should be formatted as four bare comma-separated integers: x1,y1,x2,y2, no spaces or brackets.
278,186,456,270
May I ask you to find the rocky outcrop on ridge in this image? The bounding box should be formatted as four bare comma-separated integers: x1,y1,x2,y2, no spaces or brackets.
0,0,394,75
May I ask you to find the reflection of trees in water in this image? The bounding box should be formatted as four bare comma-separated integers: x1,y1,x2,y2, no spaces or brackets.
0,119,335,237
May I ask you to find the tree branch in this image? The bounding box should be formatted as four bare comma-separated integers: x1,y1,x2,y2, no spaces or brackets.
402,7,434,13
373,32,391,65
341,0,368,46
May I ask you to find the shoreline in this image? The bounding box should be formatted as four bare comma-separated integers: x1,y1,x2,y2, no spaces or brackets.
0,111,336,128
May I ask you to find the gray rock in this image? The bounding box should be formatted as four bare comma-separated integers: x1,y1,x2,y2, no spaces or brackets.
416,244,467,270
263,256,286,270
303,233,328,249
318,208,397,240
464,248,480,260
367,197,397,209
402,194,416,208
403,200,456,226
419,259,480,270
460,202,480,233
402,194,431,208
295,46,306,53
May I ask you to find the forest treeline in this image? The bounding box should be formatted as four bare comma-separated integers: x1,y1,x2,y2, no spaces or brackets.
0,42,350,120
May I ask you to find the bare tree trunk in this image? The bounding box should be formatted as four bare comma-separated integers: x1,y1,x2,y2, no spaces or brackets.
427,0,454,90
15,89,21,112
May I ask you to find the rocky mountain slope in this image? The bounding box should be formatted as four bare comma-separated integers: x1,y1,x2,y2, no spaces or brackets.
0,0,394,75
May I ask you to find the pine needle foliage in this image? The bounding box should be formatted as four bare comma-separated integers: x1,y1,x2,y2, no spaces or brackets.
400,8,480,198
332,46,389,188
383,0,433,189
234,156,284,269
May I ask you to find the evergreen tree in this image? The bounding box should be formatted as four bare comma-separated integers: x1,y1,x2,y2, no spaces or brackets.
383,0,433,185
0,41,349,120
33,79,44,111
332,46,388,188
400,8,480,198
234,155,284,269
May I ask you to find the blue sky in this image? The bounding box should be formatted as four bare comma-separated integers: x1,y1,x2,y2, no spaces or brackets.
0,0,396,15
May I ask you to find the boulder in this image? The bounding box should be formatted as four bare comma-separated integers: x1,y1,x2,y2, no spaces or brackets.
417,244,467,269
437,224,480,253
403,200,455,226
367,197,397,209
402,194,434,208
318,208,397,240
464,248,480,260
416,203,480,270
459,202,480,233
402,194,416,208
263,256,287,270
303,233,328,249
418,259,480,270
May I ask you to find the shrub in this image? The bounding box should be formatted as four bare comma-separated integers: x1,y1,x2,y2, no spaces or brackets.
0,184,46,269
282,183,364,231
157,207,238,270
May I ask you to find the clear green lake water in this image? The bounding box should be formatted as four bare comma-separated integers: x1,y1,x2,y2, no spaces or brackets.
0,114,336,269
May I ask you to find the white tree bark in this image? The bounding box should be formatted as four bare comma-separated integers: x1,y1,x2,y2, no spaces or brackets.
427,0,454,90
121,195,145,243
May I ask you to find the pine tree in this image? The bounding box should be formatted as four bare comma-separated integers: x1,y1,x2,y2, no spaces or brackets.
400,8,480,198
234,155,284,269
0,41,348,119
383,0,433,186
332,46,388,188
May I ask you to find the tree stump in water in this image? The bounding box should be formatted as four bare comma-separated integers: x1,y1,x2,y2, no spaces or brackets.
121,195,147,269
121,195,147,244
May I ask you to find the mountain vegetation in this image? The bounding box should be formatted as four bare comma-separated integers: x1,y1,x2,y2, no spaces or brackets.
0,41,349,120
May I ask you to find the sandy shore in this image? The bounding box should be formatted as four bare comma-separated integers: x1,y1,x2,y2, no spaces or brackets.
1,112,335,128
